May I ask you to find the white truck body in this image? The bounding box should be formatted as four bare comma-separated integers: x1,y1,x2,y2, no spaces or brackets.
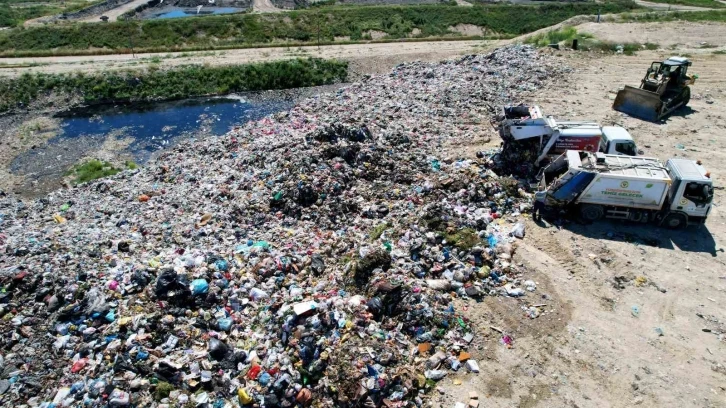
543,150,714,227
498,105,639,165
570,151,670,210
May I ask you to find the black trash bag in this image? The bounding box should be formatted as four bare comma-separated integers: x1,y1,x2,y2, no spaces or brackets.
310,254,325,276
295,183,318,207
131,270,152,289
208,338,229,361
366,297,383,316
154,269,191,301
155,361,180,384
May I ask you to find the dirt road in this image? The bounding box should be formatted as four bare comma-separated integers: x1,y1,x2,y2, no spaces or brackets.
78,0,150,22
252,0,283,13
0,40,484,77
432,25,726,408
634,0,718,10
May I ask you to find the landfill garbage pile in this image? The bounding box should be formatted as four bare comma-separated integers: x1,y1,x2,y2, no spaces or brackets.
0,45,567,407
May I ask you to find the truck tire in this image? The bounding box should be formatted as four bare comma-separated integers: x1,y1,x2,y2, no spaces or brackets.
580,204,604,222
663,213,687,229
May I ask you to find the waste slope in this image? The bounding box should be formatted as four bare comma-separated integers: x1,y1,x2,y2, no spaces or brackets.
0,45,568,407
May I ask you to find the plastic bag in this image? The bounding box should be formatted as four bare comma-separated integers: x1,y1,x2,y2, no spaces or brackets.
191,279,209,295
511,222,525,238
208,338,229,360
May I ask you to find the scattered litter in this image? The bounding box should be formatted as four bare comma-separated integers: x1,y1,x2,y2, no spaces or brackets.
0,45,561,407
632,305,641,317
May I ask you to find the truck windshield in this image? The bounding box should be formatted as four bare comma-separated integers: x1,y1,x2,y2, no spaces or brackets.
684,182,714,205
615,142,637,156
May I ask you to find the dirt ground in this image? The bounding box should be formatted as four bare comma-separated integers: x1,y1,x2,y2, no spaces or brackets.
432,25,726,408
0,40,484,77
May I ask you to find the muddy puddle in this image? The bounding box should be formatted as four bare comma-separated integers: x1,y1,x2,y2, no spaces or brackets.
7,85,344,197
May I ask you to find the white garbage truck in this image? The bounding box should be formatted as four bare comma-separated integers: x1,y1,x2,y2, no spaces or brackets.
540,150,714,228
497,105,640,166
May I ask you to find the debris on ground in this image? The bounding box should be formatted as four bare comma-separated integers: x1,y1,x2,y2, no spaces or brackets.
0,45,568,407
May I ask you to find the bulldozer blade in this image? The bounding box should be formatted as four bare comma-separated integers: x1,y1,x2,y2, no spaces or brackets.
612,86,664,122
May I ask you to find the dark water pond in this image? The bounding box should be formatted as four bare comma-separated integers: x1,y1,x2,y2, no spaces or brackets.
52,96,291,162
152,7,243,19
9,85,343,196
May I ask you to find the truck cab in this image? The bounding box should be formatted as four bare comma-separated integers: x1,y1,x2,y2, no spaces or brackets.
599,126,639,156
664,159,714,226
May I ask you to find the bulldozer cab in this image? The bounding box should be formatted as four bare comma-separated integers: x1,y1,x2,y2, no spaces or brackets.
643,59,690,93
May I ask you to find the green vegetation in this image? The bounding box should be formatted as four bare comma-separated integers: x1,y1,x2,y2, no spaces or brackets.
619,9,726,23
0,2,640,56
525,26,658,55
445,228,480,251
524,26,593,47
369,222,390,241
0,58,348,112
153,382,174,401
638,0,726,8
0,0,105,27
0,4,57,26
66,159,137,184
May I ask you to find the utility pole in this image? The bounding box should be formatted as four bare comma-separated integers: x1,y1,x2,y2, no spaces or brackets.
317,16,321,50
128,19,136,58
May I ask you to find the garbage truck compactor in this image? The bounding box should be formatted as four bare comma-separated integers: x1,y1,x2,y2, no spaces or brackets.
541,151,713,228
497,105,639,167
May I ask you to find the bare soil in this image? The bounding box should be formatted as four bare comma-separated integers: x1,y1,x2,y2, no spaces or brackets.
0,40,484,77
252,0,283,13
433,26,726,408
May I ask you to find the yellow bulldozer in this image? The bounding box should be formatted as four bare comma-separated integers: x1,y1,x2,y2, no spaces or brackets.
613,57,696,122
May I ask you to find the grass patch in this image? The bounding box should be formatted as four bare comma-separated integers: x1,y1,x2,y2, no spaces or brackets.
369,222,390,241
153,381,174,401
0,2,640,55
444,228,480,251
619,10,726,23
524,26,593,47
0,0,105,27
0,58,348,112
0,3,60,26
638,0,726,8
713,49,726,54
66,160,124,184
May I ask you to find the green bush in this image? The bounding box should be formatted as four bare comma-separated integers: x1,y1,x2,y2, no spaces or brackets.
0,58,348,112
640,0,726,8
524,26,593,47
66,159,120,184
0,2,640,55
619,9,726,23
66,159,139,184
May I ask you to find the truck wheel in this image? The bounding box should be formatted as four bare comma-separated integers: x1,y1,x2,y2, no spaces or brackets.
580,204,604,222
663,213,687,229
